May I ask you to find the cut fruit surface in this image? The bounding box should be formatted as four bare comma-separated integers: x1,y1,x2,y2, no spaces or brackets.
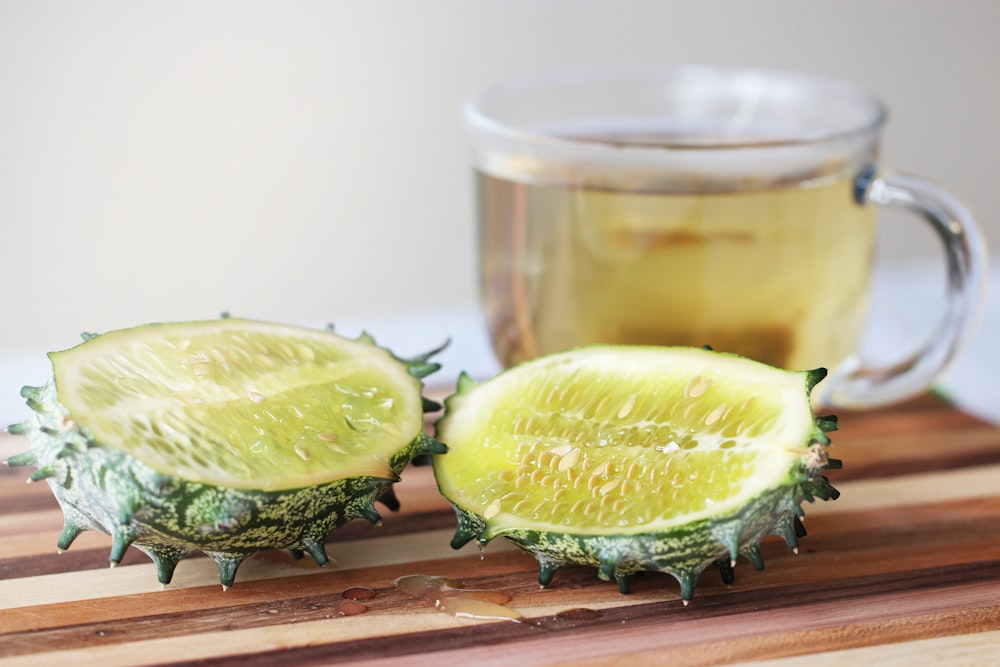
433,345,839,602
51,319,423,490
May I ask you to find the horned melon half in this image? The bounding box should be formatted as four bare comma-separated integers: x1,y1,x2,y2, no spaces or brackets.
432,345,840,603
6,317,446,588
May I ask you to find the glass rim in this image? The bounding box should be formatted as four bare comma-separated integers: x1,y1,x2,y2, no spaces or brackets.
464,65,889,152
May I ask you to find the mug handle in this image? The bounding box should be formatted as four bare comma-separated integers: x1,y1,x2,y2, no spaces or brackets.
820,165,989,409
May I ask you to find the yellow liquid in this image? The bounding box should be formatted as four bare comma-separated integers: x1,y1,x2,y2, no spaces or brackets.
479,172,877,371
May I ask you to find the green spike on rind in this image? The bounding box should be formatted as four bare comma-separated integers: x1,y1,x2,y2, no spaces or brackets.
537,557,562,588
816,414,839,433
143,545,188,586
400,338,451,366
615,572,634,595
29,465,58,482
376,486,401,512
5,449,36,467
793,516,808,538
214,555,244,590
300,538,330,567
675,569,699,604
9,319,445,588
413,433,448,456
20,385,44,401
454,372,479,394
714,558,735,585
805,367,829,392
449,506,486,550
742,543,765,571
6,421,31,436
771,512,802,552
355,503,383,527
597,558,618,582
57,521,84,552
110,527,137,565
408,362,441,380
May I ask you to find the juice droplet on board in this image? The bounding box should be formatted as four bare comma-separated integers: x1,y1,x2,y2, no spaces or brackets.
332,600,368,617
395,574,522,622
436,596,522,621
341,586,377,601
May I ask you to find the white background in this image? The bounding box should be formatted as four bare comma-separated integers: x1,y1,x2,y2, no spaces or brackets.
1,1,997,421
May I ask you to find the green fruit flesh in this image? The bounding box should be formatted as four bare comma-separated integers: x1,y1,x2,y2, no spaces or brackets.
433,346,839,602
7,318,445,587
51,319,423,490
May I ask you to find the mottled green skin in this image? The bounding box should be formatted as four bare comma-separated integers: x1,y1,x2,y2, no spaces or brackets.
9,379,445,588
449,470,837,601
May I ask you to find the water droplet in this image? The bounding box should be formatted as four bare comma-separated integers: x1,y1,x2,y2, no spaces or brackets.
437,596,521,621
395,574,521,622
248,391,264,404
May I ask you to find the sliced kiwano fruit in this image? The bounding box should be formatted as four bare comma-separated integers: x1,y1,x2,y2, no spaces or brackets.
432,345,840,603
6,318,446,588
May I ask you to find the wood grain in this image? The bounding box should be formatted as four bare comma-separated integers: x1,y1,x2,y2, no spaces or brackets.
1,394,998,666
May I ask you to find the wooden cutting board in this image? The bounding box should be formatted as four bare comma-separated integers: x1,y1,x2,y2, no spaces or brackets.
2,394,999,666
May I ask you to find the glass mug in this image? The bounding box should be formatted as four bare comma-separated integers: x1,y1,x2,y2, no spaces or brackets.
465,66,987,408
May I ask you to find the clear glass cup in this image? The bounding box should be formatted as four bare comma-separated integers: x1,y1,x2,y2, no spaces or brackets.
465,65,988,408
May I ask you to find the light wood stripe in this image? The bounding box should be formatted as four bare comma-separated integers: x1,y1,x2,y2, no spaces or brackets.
729,629,1000,667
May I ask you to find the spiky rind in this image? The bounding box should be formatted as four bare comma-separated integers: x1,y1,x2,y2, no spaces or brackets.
449,467,837,602
6,324,448,588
